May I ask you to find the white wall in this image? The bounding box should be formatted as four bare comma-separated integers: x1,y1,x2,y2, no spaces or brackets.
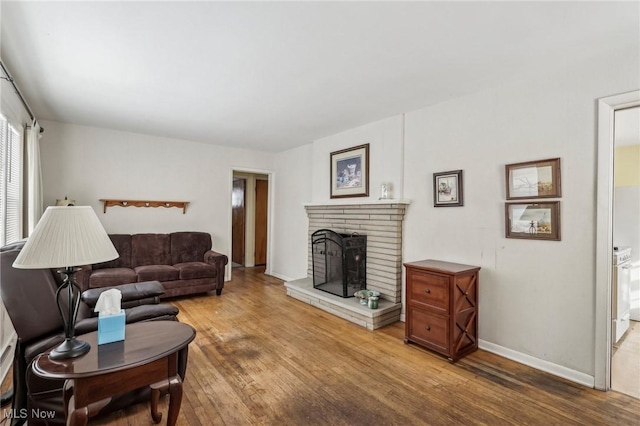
613,124,640,263
271,144,313,281
40,120,275,279
311,115,405,202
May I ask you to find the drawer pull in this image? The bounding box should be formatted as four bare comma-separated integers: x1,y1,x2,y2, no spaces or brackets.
425,289,431,294
425,326,431,331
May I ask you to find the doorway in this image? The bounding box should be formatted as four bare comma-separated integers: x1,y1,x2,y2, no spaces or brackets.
230,172,270,269
595,90,640,392
610,106,640,398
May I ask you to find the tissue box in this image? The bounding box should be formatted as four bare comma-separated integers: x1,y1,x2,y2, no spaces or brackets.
97,310,125,345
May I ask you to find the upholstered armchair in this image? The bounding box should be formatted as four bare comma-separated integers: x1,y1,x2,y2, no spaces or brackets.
0,241,187,426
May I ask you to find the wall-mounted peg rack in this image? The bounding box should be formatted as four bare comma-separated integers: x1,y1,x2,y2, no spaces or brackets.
99,199,189,214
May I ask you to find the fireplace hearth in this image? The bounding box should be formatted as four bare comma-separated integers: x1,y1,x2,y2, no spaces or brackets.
311,229,366,298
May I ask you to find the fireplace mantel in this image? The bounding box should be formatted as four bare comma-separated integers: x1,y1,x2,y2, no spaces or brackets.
303,199,410,207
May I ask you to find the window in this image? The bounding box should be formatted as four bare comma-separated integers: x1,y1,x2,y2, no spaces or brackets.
0,113,23,246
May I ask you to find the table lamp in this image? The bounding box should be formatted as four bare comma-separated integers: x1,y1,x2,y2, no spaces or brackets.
12,206,118,359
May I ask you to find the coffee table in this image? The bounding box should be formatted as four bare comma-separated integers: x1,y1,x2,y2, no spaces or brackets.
32,321,195,426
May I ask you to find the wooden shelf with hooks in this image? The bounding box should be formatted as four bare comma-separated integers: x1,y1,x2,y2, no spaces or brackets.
99,199,189,214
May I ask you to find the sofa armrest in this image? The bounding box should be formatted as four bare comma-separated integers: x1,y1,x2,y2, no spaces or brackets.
75,303,179,335
204,250,228,295
82,281,165,311
204,250,228,268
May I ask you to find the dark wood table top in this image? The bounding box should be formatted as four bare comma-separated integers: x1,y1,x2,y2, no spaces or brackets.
403,259,481,274
33,321,195,379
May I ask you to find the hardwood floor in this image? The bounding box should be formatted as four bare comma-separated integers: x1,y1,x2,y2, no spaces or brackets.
612,320,640,398
90,267,639,425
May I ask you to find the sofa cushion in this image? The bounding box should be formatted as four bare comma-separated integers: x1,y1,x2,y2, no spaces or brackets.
89,268,137,288
131,234,171,267
134,265,179,282
173,262,218,280
94,234,132,270
170,232,212,264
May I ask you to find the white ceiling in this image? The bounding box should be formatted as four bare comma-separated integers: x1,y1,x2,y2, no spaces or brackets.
1,1,639,153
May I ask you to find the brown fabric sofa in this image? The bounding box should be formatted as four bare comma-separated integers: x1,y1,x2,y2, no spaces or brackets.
76,232,228,298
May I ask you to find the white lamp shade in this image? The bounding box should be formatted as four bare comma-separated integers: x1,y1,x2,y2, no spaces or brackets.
13,206,118,269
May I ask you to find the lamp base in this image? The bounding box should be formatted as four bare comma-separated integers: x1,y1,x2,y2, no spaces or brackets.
49,338,90,360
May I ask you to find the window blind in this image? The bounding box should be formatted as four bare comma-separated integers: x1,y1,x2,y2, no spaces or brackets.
0,114,22,246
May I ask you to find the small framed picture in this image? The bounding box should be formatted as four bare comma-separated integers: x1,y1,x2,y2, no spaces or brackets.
433,170,463,207
330,144,369,199
505,158,561,200
505,201,561,241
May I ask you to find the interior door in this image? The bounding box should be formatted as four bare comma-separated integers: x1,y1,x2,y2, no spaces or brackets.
232,178,246,266
255,179,268,266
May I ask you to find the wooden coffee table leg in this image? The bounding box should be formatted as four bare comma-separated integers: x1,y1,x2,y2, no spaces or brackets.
149,384,163,423
166,375,183,426
68,405,89,426
63,380,74,417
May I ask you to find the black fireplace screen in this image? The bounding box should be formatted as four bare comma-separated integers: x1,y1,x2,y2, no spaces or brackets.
311,229,366,298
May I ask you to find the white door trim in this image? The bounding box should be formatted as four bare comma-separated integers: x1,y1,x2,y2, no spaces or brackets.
595,90,640,390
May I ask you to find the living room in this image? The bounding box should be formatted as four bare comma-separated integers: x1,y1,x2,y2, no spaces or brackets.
1,1,639,425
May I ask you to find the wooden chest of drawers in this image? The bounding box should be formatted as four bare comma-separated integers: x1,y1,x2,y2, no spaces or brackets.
404,259,481,362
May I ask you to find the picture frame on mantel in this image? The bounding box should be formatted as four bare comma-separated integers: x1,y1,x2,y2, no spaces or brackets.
330,143,370,199
433,170,463,207
505,157,561,200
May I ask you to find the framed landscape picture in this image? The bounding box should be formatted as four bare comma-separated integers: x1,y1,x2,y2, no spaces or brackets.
433,170,463,207
505,158,561,200
330,144,369,199
505,201,561,241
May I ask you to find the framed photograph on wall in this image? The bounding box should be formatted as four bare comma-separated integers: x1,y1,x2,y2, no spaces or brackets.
505,201,561,241
433,170,463,207
330,144,369,199
505,158,561,200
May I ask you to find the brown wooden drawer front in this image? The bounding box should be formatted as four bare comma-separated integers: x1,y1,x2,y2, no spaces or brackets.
408,307,449,352
408,270,449,313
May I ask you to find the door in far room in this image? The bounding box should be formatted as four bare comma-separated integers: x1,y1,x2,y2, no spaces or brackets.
255,179,268,266
232,177,246,267
231,172,269,269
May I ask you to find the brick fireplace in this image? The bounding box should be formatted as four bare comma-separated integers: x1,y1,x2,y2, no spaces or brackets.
285,200,409,329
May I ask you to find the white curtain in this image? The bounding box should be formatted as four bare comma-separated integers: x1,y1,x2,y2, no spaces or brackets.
25,121,43,235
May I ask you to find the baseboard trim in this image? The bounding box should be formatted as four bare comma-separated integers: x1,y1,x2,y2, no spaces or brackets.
268,271,296,282
478,339,595,388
